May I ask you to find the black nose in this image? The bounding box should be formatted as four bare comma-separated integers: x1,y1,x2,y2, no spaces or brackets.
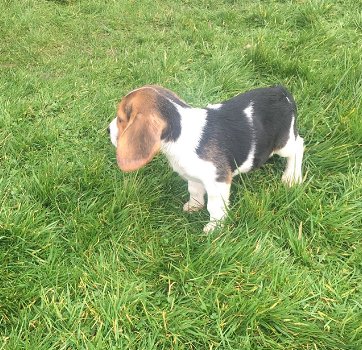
107,126,110,134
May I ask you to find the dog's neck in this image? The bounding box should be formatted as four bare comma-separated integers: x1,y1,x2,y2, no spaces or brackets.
160,105,208,179
161,105,207,154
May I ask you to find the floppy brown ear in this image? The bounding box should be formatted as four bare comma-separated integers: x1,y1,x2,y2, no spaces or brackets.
116,113,164,172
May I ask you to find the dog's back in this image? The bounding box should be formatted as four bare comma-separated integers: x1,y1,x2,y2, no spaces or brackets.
198,85,298,175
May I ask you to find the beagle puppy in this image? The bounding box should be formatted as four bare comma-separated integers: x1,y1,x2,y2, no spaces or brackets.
109,85,304,232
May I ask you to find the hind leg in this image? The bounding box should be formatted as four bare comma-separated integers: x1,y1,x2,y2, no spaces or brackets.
276,135,304,186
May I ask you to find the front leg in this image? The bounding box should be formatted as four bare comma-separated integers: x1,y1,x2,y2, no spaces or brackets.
183,180,206,212
203,181,231,233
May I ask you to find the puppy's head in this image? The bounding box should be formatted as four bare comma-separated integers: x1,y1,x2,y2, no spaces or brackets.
109,87,166,172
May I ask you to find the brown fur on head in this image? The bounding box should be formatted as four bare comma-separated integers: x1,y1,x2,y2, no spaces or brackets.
115,87,166,172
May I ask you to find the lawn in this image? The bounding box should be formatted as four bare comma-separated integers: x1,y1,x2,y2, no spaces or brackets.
0,0,361,349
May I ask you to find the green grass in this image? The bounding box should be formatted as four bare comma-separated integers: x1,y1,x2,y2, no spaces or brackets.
1,0,361,348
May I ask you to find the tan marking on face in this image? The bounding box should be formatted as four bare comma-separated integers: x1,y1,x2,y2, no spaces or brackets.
114,88,167,172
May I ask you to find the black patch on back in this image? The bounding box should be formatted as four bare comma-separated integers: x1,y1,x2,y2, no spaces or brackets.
197,103,253,179
250,86,297,167
197,85,298,178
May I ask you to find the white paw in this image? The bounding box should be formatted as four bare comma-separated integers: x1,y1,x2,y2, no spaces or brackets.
282,172,302,187
183,200,204,212
203,221,217,233
203,220,223,234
